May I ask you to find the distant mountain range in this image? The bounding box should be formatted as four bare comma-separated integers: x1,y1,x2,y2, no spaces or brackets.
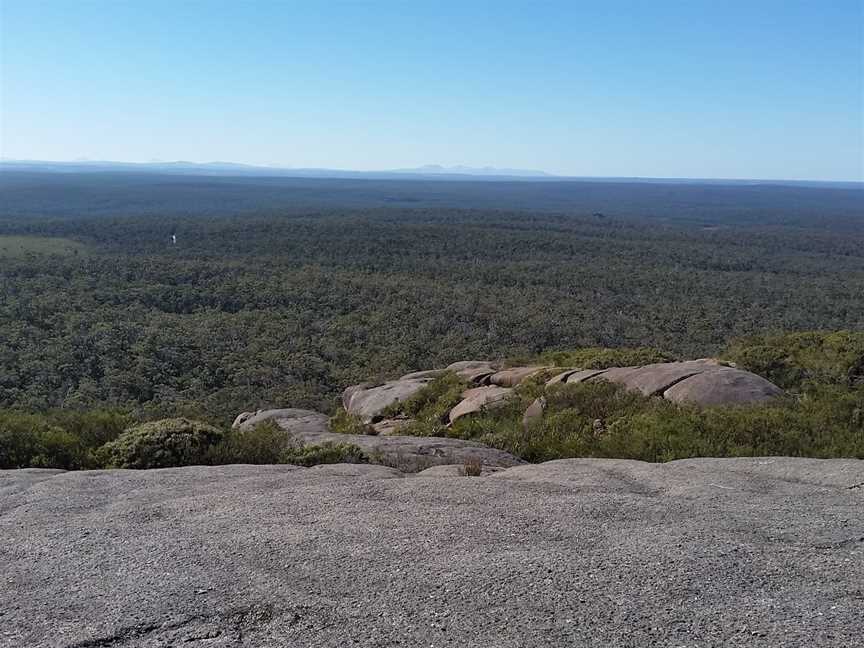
0,159,553,180
0,159,860,188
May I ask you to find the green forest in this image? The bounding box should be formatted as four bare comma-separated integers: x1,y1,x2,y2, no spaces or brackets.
1,174,862,468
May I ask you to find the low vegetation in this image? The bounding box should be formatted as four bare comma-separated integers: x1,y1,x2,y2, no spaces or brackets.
2,199,862,423
0,415,367,470
1,332,862,469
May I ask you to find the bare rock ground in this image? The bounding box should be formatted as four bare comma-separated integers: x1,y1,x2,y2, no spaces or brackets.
2,458,863,647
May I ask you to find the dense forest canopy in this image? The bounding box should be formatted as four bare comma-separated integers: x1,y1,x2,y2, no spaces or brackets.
1,172,862,424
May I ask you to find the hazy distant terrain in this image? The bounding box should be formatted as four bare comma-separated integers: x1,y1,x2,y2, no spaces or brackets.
1,170,862,228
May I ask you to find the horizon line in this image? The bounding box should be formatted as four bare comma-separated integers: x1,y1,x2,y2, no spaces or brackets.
1,157,861,186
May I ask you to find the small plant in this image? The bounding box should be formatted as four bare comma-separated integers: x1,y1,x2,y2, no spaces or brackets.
329,408,374,435
460,459,483,477
207,420,292,464
386,373,468,437
279,442,369,466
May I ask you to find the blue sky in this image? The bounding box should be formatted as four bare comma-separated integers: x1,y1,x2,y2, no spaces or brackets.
1,1,862,180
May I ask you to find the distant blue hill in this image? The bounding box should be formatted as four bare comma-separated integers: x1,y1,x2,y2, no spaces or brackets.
0,159,860,188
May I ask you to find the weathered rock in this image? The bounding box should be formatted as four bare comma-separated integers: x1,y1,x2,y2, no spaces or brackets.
522,396,546,430
592,418,607,437
233,408,330,434
5,458,863,647
590,366,640,383
546,368,580,385
445,360,498,372
488,366,549,387
664,366,785,406
547,362,783,407
371,417,414,436
344,379,433,423
448,385,513,423
268,423,524,472
455,366,497,384
601,359,721,396
564,368,609,384
342,383,371,410
232,411,255,428
399,369,448,381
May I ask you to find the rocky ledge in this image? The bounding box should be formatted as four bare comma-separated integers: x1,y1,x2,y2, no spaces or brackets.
3,457,862,647
233,360,786,471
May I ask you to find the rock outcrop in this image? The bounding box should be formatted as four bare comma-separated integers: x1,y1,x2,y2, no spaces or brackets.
448,385,512,423
234,359,785,473
343,378,434,423
555,359,785,406
5,458,863,647
233,408,330,434
240,409,523,471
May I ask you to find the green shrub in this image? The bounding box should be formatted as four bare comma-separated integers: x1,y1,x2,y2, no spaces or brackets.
96,418,225,469
386,373,468,437
442,379,864,463
329,408,373,435
539,346,675,369
0,411,88,469
206,421,293,464
279,442,368,466
723,331,864,391
45,408,131,449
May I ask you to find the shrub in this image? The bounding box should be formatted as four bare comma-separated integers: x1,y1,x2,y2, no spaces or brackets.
96,418,225,469
329,408,374,435
206,421,292,464
0,411,88,469
45,408,131,449
538,347,674,369
279,442,368,466
386,373,468,437
723,331,864,391
460,459,483,477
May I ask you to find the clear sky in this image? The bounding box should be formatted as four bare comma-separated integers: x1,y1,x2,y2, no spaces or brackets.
1,0,862,180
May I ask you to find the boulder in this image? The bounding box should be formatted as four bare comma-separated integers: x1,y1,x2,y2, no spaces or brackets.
546,369,580,385
601,359,721,396
445,360,498,372
233,408,330,434
663,367,785,406
564,369,609,384
449,385,513,424
399,369,448,381
265,422,524,472
456,366,497,384
546,362,783,407
590,366,640,384
342,383,371,410
371,417,414,436
488,366,549,388
232,411,255,428
344,379,433,423
522,396,546,430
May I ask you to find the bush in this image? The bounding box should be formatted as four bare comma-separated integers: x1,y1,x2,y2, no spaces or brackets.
279,442,368,466
96,418,225,469
538,347,674,369
0,411,88,469
206,421,293,464
723,331,864,391
384,372,468,437
329,408,374,435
